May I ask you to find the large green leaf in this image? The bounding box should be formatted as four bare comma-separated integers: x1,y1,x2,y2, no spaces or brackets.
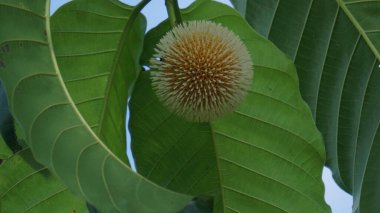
50,0,146,163
130,1,330,212
0,148,87,213
0,0,192,212
231,0,380,212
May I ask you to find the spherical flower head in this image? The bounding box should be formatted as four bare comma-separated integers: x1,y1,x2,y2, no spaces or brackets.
150,20,253,122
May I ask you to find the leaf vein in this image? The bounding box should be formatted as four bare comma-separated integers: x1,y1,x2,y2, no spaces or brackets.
223,186,288,213
0,167,47,200
233,110,324,161
63,9,127,20
101,154,121,211
64,72,109,83
213,130,320,182
220,157,325,212
23,187,68,213
55,49,116,58
0,3,45,19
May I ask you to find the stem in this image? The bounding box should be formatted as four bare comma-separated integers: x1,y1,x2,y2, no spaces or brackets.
165,0,182,26
130,0,151,24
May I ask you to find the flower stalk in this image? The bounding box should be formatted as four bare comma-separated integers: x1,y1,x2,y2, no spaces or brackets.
165,0,182,26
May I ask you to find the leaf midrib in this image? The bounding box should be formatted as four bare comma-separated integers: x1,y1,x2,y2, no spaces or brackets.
46,0,190,204
336,0,380,60
45,0,139,182
53,2,132,161
209,123,226,213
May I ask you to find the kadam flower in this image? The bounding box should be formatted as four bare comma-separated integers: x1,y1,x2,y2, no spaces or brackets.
150,20,253,122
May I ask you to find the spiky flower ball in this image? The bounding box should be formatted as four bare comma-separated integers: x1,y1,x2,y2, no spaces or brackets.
150,20,253,122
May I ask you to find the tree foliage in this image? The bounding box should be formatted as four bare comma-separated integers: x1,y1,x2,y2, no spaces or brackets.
0,0,379,212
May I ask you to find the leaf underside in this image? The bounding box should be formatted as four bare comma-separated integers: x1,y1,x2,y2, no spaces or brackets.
51,0,147,164
130,1,330,212
231,0,380,212
0,0,192,212
1,77,86,213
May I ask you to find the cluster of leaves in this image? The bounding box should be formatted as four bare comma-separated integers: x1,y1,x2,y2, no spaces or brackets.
0,0,379,212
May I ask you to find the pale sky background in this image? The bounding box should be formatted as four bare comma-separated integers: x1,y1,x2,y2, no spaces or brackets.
50,1,353,212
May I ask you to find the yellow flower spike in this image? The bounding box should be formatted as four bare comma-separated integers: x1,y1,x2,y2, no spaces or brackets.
150,20,253,122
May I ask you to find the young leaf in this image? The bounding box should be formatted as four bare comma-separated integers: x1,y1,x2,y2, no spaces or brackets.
232,0,380,212
130,1,330,212
0,0,191,212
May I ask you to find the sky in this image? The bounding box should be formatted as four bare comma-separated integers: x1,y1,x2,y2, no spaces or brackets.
50,1,353,212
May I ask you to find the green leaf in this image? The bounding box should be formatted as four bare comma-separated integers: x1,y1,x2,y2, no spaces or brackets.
231,0,380,212
0,148,87,213
2,72,83,212
130,1,330,212
50,0,145,164
0,0,191,212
